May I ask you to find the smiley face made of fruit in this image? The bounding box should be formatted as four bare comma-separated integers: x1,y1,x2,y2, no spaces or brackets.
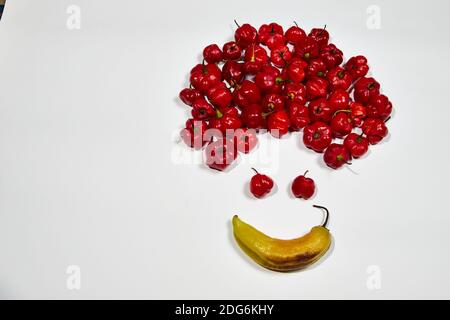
178,21,393,272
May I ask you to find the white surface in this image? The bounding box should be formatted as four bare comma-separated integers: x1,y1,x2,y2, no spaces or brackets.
0,0,449,299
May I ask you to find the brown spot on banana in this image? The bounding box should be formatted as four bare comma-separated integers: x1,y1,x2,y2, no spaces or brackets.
232,205,332,272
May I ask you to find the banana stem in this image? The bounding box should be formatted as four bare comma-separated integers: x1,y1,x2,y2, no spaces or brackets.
313,205,329,228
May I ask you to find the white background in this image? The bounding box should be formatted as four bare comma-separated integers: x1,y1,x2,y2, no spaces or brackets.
0,0,449,299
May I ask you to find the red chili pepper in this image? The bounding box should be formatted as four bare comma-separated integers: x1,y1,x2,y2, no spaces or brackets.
288,102,310,131
283,82,306,106
319,44,343,69
267,110,290,138
328,89,350,112
353,77,380,104
206,82,232,110
294,36,319,61
232,80,261,108
309,98,333,123
306,77,329,100
309,26,329,49
330,112,353,138
303,121,332,152
366,94,393,121
349,101,367,127
327,66,353,91
361,118,388,145
306,58,327,78
258,23,286,50
344,55,369,79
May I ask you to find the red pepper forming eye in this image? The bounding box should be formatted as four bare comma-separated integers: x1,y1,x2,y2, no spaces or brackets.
222,41,242,60
258,22,285,50
353,77,380,104
261,93,285,113
203,44,223,64
179,87,202,107
285,22,306,45
366,94,393,121
222,61,244,87
323,143,351,169
306,77,329,100
309,98,333,123
309,26,330,49
361,118,389,145
319,44,343,70
267,110,290,138
344,55,369,79
283,82,307,106
303,121,333,153
189,62,222,94
306,59,328,79
270,45,292,68
288,102,310,131
327,66,353,91
234,21,259,48
232,80,261,109
344,133,369,158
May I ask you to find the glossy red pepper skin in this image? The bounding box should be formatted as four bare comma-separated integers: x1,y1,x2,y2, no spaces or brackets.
262,93,285,113
258,23,285,50
179,88,202,106
327,66,353,91
191,98,216,120
309,98,333,123
249,168,274,198
323,143,351,169
362,118,388,145
241,103,265,129
205,138,238,171
285,24,306,44
189,63,222,94
294,36,319,61
328,89,350,112
222,61,244,86
303,122,333,153
222,41,242,60
267,110,290,138
234,23,258,48
283,82,306,106
206,82,232,110
270,45,292,68
344,133,369,158
306,59,327,78
306,77,329,100
366,94,392,120
319,44,343,69
344,55,369,79
353,77,380,104
232,80,261,108
309,27,329,49
285,59,306,83
331,112,353,138
243,44,269,74
349,102,367,127
288,103,310,131
203,44,223,64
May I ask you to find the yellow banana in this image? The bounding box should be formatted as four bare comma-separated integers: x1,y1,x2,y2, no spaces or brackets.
232,205,332,272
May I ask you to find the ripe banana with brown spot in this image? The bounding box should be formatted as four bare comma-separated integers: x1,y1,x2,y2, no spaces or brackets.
232,205,332,272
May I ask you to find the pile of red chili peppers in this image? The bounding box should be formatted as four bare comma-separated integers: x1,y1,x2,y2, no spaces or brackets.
178,22,393,170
